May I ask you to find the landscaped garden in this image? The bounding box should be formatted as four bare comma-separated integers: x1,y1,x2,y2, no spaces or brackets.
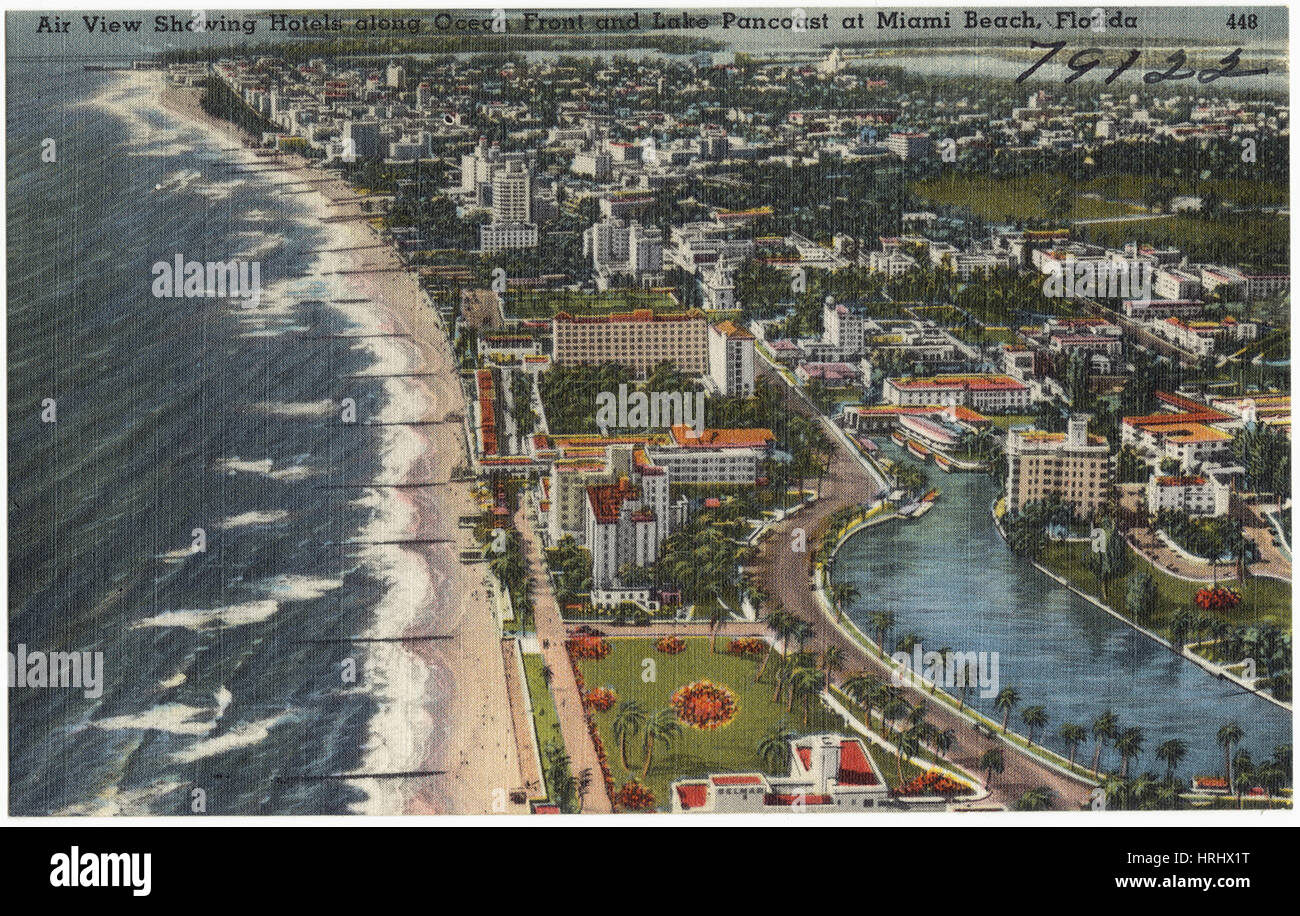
570,635,852,809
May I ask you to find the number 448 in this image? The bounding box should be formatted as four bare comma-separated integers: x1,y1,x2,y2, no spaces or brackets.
1226,13,1258,29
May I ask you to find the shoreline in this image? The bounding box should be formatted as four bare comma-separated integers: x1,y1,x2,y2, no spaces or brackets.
986,502,1293,713
156,76,525,814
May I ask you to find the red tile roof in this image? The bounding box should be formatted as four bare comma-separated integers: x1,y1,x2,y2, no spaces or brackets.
712,774,763,786
836,740,879,786
676,783,708,810
670,427,775,449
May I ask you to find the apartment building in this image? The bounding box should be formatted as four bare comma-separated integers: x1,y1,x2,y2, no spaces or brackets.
552,308,708,374
1005,414,1111,517
707,320,756,397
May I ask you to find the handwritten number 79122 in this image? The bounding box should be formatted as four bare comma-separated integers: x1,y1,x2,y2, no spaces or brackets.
1016,43,1269,85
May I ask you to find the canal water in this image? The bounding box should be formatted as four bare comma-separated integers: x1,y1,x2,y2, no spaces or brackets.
832,445,1290,780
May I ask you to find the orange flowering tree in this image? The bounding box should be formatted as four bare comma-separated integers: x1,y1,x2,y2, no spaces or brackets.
671,680,738,729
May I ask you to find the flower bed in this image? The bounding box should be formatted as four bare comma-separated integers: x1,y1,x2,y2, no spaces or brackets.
615,780,656,812
655,635,686,655
897,770,971,797
585,687,617,712
671,680,738,730
1195,587,1242,611
726,637,766,657
568,635,611,660
567,654,617,803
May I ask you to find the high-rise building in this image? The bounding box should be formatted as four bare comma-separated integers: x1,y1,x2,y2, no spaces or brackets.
885,131,931,160
552,308,708,374
708,320,755,397
491,158,531,224
1005,414,1110,518
341,120,380,159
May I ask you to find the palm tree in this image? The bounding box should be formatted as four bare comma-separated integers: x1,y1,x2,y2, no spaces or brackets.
1155,738,1188,784
826,582,860,624
1059,723,1088,770
757,725,796,775
931,728,955,761
1114,727,1145,780
869,610,896,650
841,672,880,727
792,667,824,726
611,700,647,771
819,645,846,692
1129,772,1157,810
781,619,812,659
879,691,910,741
1013,787,1055,811
640,708,683,779
896,726,923,786
771,658,790,704
1155,781,1183,811
979,748,1005,789
1255,761,1285,808
756,608,791,681
1021,705,1048,747
1217,722,1244,785
994,686,1020,734
932,647,954,695
1091,710,1119,777
1102,775,1130,811
1232,750,1255,809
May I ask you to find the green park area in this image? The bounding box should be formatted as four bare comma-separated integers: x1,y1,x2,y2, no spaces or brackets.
574,636,893,809
911,174,1143,223
1039,538,1291,636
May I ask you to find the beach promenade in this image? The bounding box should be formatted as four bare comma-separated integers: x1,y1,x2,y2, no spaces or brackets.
515,504,614,813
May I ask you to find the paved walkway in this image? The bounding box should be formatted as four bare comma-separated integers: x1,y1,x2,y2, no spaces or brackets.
500,638,544,799
514,505,614,813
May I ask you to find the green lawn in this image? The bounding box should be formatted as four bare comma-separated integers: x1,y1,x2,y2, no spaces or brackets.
1076,212,1288,271
1038,538,1291,636
575,637,848,809
522,653,566,799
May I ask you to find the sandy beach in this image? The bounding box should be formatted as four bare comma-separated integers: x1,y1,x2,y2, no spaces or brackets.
158,78,524,815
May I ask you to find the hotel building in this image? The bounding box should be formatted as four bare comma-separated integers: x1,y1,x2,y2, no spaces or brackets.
884,374,1031,414
707,320,756,396
648,426,774,485
1005,414,1111,517
552,308,708,374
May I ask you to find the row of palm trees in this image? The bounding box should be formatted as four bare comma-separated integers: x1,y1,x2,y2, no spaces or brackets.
766,601,1293,810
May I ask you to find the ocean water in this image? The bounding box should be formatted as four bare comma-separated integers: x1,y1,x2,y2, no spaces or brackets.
7,62,412,815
